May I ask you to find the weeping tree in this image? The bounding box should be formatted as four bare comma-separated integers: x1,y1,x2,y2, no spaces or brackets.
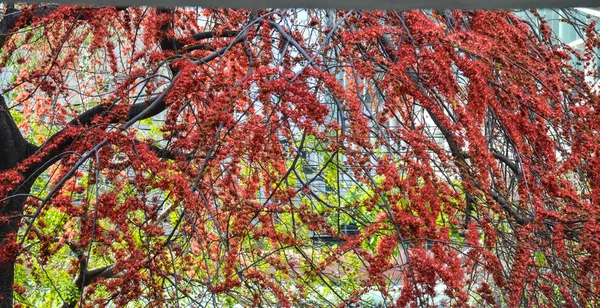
0,4,599,307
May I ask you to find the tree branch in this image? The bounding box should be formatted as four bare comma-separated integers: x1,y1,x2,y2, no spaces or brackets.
191,30,238,41
490,190,533,225
0,96,37,171
61,264,116,308
492,151,520,176
133,139,192,161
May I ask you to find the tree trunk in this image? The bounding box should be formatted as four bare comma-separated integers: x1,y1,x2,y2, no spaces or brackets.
0,96,33,307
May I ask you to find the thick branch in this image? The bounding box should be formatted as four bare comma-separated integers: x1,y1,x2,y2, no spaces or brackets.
61,264,116,308
490,191,533,225
0,96,37,171
191,30,238,41
492,151,520,176
133,139,192,161
162,30,239,53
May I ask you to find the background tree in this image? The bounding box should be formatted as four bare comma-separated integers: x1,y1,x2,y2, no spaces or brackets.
0,4,599,307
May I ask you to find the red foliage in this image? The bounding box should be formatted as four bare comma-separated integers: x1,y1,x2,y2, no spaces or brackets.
0,5,599,307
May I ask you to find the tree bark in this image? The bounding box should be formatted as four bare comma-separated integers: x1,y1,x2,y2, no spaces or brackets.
0,96,35,307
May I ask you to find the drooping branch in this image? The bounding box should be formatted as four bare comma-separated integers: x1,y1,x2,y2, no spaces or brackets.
492,151,520,176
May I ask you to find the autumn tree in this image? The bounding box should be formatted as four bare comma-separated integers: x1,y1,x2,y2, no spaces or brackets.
0,4,599,307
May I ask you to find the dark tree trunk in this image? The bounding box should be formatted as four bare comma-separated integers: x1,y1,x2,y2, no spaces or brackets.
0,8,29,306
0,262,14,308
0,213,19,308
0,96,34,307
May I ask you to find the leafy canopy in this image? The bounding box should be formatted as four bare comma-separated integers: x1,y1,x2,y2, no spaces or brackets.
0,5,599,307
